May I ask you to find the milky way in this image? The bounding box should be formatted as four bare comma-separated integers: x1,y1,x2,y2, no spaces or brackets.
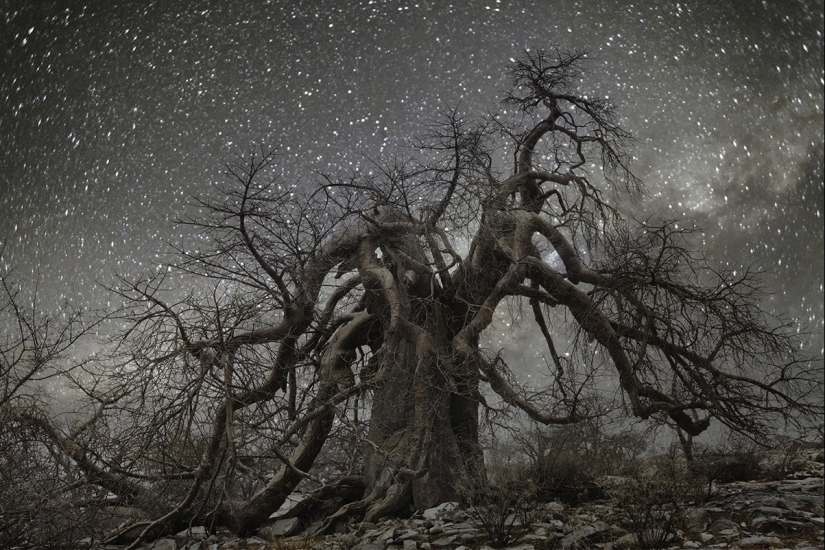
2,1,823,356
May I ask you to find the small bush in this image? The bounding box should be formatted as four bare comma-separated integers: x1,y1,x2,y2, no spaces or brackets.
616,453,704,549
462,457,541,548
514,420,647,503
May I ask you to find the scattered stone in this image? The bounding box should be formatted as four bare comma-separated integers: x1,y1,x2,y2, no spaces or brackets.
423,502,460,521
101,458,823,550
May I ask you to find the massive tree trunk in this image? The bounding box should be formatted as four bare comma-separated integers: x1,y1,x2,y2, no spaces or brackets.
364,331,482,515
354,227,489,519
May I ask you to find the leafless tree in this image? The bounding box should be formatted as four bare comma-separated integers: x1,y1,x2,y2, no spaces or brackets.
0,247,111,549
3,49,821,547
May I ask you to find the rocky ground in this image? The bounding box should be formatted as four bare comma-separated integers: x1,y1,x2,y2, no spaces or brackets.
107,452,824,550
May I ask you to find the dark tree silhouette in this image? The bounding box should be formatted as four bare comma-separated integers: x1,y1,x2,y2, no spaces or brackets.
2,49,821,547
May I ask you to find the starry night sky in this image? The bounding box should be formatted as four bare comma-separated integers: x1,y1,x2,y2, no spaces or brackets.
2,1,823,356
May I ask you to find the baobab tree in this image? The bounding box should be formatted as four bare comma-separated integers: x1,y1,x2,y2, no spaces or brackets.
4,49,821,547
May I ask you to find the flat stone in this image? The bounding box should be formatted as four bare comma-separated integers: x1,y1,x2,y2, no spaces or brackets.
749,505,793,518
148,539,176,550
558,521,614,549
459,531,485,543
397,529,425,542
423,502,460,521
403,541,418,550
685,508,711,533
752,516,811,533
431,535,457,547
175,526,208,543
736,535,784,547
257,517,301,539
708,518,739,534
377,527,397,541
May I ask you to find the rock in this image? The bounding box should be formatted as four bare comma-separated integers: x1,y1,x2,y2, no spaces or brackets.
749,505,792,518
257,517,300,539
147,539,176,550
422,502,460,521
402,541,418,550
397,528,425,542
558,520,616,549
751,515,809,534
736,535,784,547
174,526,208,546
700,532,715,543
458,531,484,543
377,526,397,542
431,535,457,547
708,518,739,534
684,508,711,533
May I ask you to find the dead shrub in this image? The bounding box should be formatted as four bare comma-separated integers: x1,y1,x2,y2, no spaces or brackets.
616,452,704,549
462,451,542,548
515,420,647,503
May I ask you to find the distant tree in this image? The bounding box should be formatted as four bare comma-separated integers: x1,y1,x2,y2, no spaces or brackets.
4,49,822,547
